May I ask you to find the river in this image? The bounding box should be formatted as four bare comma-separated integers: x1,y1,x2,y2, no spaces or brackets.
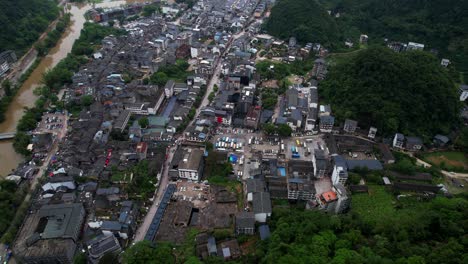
0,0,149,177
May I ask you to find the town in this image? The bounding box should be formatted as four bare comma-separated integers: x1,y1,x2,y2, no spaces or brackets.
0,0,467,263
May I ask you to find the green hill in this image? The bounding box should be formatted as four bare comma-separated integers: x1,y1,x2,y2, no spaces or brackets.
264,0,341,48
266,0,468,78
0,0,59,55
320,46,460,138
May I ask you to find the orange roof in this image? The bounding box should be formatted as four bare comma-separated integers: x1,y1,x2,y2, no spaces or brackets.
136,142,148,153
321,191,337,202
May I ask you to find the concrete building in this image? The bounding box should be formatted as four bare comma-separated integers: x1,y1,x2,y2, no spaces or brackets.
319,115,335,133
235,212,255,235
332,155,348,185
333,183,351,214
343,119,358,133
312,149,327,178
177,147,205,181
368,127,377,139
14,203,85,264
252,192,272,223
393,133,405,149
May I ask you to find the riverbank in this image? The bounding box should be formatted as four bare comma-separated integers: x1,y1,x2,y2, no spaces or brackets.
0,0,148,177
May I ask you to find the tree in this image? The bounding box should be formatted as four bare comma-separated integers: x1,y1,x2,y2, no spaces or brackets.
262,123,276,135
138,117,149,128
121,241,175,264
277,124,292,137
2,80,12,96
320,47,460,137
81,95,94,107
455,127,468,151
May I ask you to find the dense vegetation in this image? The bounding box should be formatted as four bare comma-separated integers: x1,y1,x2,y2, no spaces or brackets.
0,181,29,243
257,193,468,264
148,59,190,87
0,0,59,55
266,0,468,79
320,47,460,138
321,0,468,80
264,0,341,48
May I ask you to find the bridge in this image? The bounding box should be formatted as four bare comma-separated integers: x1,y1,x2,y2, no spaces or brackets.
0,132,16,140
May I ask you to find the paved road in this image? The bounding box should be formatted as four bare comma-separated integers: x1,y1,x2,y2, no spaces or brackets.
133,144,177,242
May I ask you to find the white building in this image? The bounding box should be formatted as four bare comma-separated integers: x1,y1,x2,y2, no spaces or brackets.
332,155,348,185
177,148,204,181
368,127,377,139
393,133,405,149
407,42,425,51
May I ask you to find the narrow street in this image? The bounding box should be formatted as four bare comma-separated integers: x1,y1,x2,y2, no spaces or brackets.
133,144,177,242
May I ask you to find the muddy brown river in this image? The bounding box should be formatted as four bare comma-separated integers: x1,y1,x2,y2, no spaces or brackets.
0,0,147,177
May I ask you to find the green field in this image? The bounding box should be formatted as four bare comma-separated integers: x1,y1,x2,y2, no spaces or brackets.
422,151,468,172
351,185,429,226
351,185,395,224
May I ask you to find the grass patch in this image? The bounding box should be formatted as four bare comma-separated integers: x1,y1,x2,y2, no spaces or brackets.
351,184,431,227
351,185,395,224
422,151,468,172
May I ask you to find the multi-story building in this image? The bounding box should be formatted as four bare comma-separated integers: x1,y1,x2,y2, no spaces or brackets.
312,149,327,178
332,155,348,185
343,119,358,133
393,133,405,149
176,147,205,181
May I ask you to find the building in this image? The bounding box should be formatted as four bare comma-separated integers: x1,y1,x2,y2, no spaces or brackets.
441,59,450,67
245,106,261,129
407,42,425,51
406,136,423,151
343,119,358,133
319,115,335,133
246,179,265,202
87,234,122,264
164,80,175,98
14,203,85,264
333,183,350,213
332,155,348,185
252,192,272,223
0,50,17,76
177,147,205,181
312,149,327,178
393,133,405,149
368,127,377,139
318,190,338,212
235,212,255,235
114,110,131,132
359,34,368,44
433,134,450,147
459,85,468,101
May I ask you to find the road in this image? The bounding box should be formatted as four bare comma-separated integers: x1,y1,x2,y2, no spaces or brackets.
133,144,177,242
405,151,468,180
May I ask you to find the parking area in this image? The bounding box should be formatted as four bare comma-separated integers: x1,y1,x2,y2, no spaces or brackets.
283,136,328,161
35,112,68,140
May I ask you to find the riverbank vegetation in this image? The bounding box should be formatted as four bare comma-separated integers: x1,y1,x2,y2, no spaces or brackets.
320,46,460,138
0,180,30,243
12,23,124,155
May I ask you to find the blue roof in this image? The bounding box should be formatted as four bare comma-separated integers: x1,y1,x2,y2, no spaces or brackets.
259,225,271,240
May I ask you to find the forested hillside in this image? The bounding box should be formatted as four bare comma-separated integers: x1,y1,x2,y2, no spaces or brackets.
263,0,341,49
320,47,460,138
266,0,468,76
0,0,59,54
258,195,468,264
